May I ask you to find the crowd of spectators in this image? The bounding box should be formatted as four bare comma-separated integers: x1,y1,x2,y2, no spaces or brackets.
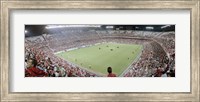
25,29,175,77
25,40,98,77
123,32,175,77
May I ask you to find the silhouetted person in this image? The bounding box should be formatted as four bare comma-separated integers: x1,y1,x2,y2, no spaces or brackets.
107,67,116,77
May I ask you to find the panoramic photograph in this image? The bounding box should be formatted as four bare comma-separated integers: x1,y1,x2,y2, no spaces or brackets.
25,25,175,77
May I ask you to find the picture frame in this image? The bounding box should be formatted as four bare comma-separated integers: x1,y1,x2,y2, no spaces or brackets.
1,0,199,101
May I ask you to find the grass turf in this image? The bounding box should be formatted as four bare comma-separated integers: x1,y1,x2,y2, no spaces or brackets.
56,42,142,76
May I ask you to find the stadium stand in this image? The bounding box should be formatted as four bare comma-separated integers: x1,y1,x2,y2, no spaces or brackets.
25,25,175,77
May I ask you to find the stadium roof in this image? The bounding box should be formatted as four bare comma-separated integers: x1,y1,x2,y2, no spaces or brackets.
25,25,175,37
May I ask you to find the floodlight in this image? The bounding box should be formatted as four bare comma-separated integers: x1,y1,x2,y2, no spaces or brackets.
161,25,171,29
25,30,28,33
45,25,101,29
106,26,114,29
146,27,154,30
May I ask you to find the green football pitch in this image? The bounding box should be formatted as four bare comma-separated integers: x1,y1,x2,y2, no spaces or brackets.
56,43,143,76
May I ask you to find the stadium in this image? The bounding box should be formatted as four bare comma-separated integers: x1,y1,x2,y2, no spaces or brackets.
25,25,175,77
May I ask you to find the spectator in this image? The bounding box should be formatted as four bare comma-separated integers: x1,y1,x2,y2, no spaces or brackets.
25,58,48,77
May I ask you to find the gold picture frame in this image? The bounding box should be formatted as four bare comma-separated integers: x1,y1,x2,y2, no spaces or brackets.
1,0,199,101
